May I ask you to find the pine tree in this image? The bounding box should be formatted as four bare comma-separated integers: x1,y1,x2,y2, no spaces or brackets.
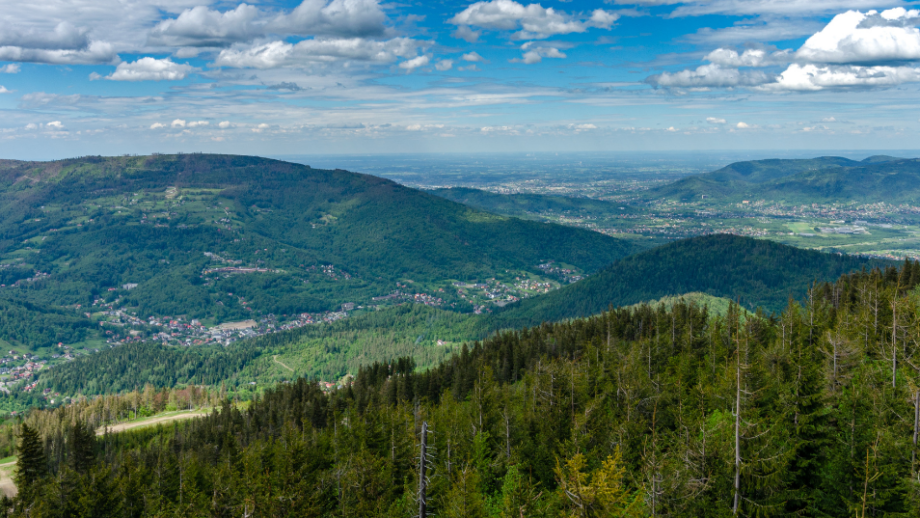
15,423,48,493
69,421,95,474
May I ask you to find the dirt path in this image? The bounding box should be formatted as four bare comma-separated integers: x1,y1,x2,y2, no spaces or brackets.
97,410,207,435
273,355,295,373
0,411,209,497
0,461,17,497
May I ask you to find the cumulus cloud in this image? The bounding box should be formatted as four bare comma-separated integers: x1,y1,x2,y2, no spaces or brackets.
171,119,186,128
452,25,481,42
650,9,920,92
150,122,166,129
46,121,64,129
0,64,20,73
148,4,263,48
511,43,566,64
214,37,419,68
399,55,429,71
766,62,920,90
106,57,195,81
795,9,920,64
647,63,773,88
219,121,231,128
706,117,726,123
0,22,88,50
187,120,208,127
150,0,388,48
736,121,751,128
0,86,9,94
0,40,117,65
450,0,618,40
462,51,485,62
435,59,453,71
705,48,791,67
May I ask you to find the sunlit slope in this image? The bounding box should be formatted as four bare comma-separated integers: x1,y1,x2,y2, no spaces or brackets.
0,154,640,326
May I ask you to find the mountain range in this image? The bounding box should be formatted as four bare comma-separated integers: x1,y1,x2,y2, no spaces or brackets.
0,154,640,348
645,155,920,203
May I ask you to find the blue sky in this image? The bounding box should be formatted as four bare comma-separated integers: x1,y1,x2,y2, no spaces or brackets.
1,0,920,159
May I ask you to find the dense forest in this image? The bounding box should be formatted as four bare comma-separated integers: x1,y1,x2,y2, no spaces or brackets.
5,260,920,516
494,234,881,327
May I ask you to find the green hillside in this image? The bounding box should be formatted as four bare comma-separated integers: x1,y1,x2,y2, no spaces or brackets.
646,155,918,203
428,187,635,217
491,234,880,328
627,291,745,317
17,235,881,403
8,261,920,517
0,154,641,347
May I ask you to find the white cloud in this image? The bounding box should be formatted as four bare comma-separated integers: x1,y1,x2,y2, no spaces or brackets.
252,123,270,133
272,0,387,38
0,86,9,94
765,62,920,91
187,120,209,127
106,57,195,81
150,122,166,129
435,59,453,71
512,44,566,64
823,116,837,122
671,0,904,18
219,121,231,128
0,64,20,73
47,121,64,129
705,48,791,67
150,0,388,48
450,0,618,40
736,121,750,128
148,4,263,48
0,22,88,50
647,63,773,87
452,26,481,43
24,123,37,130
666,126,677,131
706,117,726,123
171,119,186,128
214,37,420,68
0,40,117,65
795,9,920,64
399,55,430,71
462,51,485,62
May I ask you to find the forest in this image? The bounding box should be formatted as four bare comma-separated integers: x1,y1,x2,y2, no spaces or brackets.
4,260,920,517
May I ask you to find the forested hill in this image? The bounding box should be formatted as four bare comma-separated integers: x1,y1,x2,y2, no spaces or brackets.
8,261,920,516
428,187,634,217
0,154,640,328
490,234,881,329
645,154,918,203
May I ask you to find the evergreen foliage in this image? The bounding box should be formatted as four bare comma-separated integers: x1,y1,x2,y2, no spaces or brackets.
493,234,880,327
6,260,920,517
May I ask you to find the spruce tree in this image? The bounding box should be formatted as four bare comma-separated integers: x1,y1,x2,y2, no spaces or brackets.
69,421,95,474
15,423,47,492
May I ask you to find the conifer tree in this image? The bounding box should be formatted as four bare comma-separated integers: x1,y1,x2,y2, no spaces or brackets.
14,423,47,493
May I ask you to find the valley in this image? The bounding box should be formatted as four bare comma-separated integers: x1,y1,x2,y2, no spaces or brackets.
0,153,912,409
